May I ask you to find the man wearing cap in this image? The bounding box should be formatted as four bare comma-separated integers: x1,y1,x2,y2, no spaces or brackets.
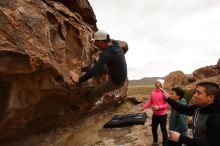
78,30,127,103
141,79,169,146
162,82,220,146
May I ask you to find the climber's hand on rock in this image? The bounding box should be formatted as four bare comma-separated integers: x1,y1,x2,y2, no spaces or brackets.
70,70,80,83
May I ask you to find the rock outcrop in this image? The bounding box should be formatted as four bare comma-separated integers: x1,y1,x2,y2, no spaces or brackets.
184,75,220,91
164,58,220,90
164,71,188,90
187,58,220,89
192,58,220,80
0,0,128,143
193,65,220,79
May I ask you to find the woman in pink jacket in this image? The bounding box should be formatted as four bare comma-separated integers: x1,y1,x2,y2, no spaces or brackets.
141,79,169,146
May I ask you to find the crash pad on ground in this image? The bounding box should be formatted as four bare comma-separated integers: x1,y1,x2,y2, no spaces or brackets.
103,113,147,128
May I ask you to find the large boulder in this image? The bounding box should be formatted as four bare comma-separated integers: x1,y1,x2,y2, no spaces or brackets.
164,71,188,90
182,58,220,104
193,65,220,79
193,58,220,79
0,0,128,142
184,75,220,91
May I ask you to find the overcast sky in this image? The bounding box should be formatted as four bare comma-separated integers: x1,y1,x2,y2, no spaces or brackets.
89,0,220,80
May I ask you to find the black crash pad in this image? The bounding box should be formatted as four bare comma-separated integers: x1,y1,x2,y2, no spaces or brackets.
103,113,147,128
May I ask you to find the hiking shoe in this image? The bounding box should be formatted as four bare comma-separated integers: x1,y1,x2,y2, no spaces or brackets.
151,142,159,146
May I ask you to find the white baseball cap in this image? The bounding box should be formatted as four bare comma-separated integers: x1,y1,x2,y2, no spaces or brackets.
93,30,110,41
156,79,164,87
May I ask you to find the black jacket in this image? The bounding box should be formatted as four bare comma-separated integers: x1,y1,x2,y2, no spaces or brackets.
166,98,220,146
79,40,127,84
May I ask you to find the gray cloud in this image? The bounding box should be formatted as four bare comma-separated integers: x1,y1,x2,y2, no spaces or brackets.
89,0,220,79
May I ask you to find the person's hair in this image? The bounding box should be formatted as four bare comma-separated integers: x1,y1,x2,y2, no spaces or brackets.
196,82,220,102
172,87,185,99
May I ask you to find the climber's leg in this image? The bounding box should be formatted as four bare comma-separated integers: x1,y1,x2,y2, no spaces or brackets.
87,79,124,103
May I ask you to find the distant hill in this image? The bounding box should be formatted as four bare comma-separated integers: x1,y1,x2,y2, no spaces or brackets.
129,74,192,86
129,77,164,86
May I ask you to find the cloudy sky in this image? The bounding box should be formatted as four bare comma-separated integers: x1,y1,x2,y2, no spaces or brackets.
89,0,220,80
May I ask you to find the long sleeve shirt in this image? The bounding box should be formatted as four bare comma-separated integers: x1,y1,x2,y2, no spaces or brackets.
166,98,220,146
79,40,127,85
169,98,188,136
142,89,169,115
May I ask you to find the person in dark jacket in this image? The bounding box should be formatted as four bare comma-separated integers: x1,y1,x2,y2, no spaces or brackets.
78,30,127,103
168,87,188,146
162,82,220,146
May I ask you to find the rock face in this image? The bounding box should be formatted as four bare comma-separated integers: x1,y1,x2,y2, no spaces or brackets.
0,99,161,146
193,58,220,80
0,0,128,143
188,58,220,90
164,58,220,90
185,58,220,90
164,71,188,90
193,65,220,79
184,75,220,91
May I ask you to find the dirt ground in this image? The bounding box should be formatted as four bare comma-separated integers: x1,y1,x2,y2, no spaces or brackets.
3,98,168,146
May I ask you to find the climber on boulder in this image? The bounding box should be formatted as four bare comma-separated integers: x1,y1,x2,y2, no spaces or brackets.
77,30,127,103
